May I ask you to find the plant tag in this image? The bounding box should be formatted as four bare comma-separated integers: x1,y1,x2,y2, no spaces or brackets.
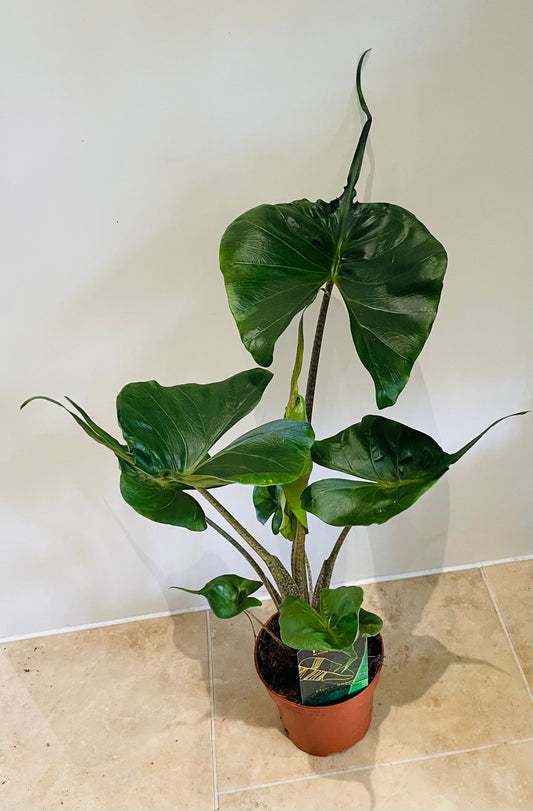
297,637,368,706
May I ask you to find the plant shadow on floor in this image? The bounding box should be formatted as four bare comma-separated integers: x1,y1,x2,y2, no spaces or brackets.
167,568,505,810
306,571,505,810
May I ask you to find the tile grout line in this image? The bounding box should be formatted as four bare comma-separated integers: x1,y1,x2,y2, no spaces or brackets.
480,567,533,703
216,737,533,796
205,610,220,811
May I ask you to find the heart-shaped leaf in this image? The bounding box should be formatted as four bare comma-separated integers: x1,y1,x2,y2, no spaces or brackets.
220,56,447,408
302,413,525,526
117,368,273,475
22,369,315,532
173,574,262,618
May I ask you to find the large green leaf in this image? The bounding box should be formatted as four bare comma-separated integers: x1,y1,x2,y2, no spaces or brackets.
172,574,262,618
193,419,314,486
220,56,447,408
116,368,273,475
302,413,525,526
22,370,314,531
21,394,207,528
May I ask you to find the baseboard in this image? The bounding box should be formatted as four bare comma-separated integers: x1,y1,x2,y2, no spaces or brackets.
2,554,531,644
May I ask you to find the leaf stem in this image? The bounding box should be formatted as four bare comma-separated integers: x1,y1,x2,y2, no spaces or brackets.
197,488,299,599
245,610,293,651
205,516,281,607
305,280,334,423
312,526,352,609
290,521,309,601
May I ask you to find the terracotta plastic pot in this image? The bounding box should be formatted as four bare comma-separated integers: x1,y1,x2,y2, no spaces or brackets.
254,615,383,757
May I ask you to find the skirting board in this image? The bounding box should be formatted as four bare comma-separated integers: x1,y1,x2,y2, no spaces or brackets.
2,553,532,645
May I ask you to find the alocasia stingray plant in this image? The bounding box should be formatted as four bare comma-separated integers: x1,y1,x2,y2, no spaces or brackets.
22,52,524,662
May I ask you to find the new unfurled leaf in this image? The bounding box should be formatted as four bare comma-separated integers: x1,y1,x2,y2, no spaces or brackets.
253,485,284,530
285,314,307,421
251,315,311,539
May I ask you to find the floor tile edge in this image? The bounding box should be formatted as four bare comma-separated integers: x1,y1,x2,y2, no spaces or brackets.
216,738,533,796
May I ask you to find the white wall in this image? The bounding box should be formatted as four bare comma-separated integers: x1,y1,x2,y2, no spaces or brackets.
1,0,531,639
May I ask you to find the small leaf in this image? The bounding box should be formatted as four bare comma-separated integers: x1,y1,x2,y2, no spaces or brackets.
253,485,282,526
320,586,364,644
279,597,337,650
279,586,364,651
173,574,262,619
253,475,309,540
358,607,383,637
281,470,310,530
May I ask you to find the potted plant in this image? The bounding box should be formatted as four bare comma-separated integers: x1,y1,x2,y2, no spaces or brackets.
21,52,524,757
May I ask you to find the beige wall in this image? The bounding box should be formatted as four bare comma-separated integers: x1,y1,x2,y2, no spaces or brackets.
1,0,531,638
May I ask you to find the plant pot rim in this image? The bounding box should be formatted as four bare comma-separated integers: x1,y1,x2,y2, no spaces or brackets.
254,611,384,712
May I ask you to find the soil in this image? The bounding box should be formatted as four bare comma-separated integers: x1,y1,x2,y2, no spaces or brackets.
255,615,384,705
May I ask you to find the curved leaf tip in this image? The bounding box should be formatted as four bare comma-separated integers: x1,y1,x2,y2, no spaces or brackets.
340,48,373,209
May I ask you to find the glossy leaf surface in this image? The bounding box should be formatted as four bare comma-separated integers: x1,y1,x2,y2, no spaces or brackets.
194,419,314,486
22,370,315,532
220,57,447,408
173,574,262,618
116,369,272,475
302,413,524,526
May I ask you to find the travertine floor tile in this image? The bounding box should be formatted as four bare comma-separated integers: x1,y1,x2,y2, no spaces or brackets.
0,613,214,811
211,569,533,790
483,560,533,688
217,740,533,811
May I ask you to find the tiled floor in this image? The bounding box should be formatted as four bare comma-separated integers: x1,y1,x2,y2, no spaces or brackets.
1,561,531,811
